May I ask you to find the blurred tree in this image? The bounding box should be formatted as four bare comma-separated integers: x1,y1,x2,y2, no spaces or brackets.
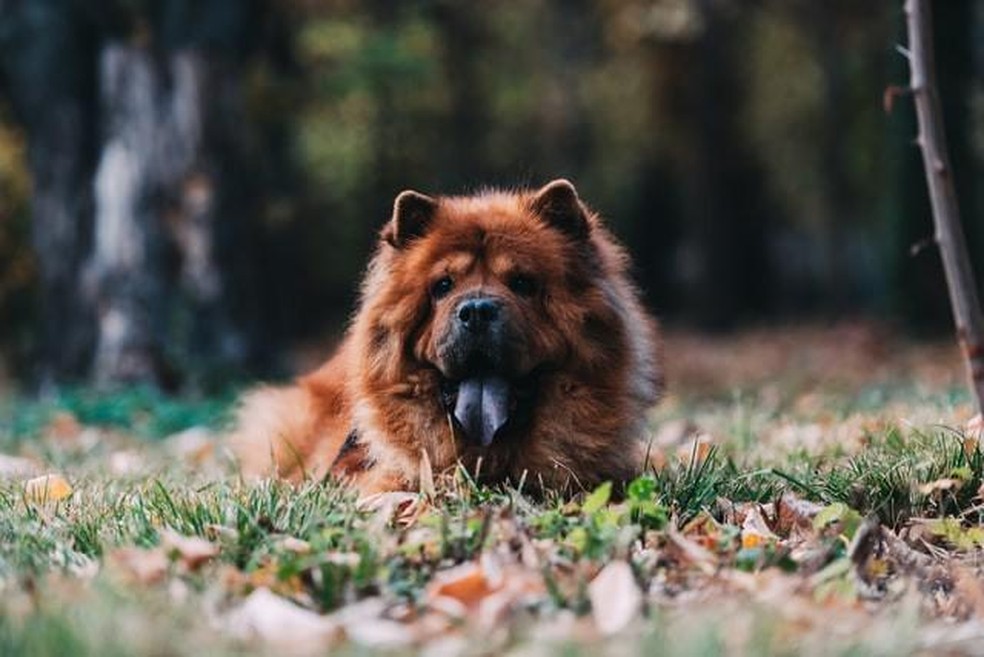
0,105,34,372
770,1,894,313
0,0,292,388
629,0,774,328
85,1,262,388
431,1,489,187
0,0,99,386
0,0,980,390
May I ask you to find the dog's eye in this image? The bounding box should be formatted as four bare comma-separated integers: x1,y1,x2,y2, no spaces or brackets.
508,274,537,296
431,276,454,299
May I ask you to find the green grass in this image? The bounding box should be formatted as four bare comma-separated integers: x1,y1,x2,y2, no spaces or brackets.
0,385,982,656
0,386,235,447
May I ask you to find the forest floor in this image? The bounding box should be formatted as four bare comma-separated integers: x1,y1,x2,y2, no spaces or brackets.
3,323,984,657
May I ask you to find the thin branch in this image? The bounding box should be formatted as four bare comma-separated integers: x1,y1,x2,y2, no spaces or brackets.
904,0,984,413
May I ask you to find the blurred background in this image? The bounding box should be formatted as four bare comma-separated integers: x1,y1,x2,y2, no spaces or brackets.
0,0,982,393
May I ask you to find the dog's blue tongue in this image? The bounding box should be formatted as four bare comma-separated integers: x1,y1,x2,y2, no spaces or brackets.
454,376,510,447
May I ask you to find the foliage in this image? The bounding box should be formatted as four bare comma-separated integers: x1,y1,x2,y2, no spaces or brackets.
2,374,984,655
1,1,978,374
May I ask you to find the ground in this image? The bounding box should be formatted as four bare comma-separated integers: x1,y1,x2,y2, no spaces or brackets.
2,323,984,657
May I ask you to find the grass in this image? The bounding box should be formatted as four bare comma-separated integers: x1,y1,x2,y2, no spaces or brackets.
1,366,984,655
0,385,235,447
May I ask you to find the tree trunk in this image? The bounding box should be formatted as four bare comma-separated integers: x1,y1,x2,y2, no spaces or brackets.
433,2,488,187
0,0,270,389
88,44,243,388
685,0,773,328
0,0,99,387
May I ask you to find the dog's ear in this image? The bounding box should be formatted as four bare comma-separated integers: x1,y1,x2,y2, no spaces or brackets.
383,190,438,248
530,179,590,240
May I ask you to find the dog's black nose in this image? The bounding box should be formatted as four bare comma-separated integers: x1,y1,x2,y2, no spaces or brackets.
457,297,501,333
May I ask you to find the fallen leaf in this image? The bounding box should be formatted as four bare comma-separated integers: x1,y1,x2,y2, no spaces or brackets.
342,618,416,648
813,502,862,539
359,491,425,527
952,566,984,618
676,435,713,465
741,505,778,549
223,587,341,651
205,524,240,542
919,478,963,495
478,566,544,630
24,473,73,503
666,526,718,574
160,528,219,569
419,448,436,499
588,561,642,635
774,493,824,536
108,547,170,584
919,518,984,551
427,561,496,608
326,598,416,649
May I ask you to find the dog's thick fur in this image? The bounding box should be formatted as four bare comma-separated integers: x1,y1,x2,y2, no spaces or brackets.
231,180,662,494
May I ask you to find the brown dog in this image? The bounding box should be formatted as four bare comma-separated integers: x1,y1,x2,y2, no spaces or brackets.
231,180,662,494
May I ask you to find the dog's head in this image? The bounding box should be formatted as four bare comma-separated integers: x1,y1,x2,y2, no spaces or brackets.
365,179,619,447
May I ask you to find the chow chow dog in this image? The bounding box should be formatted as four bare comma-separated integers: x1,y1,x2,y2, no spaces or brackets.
232,179,662,494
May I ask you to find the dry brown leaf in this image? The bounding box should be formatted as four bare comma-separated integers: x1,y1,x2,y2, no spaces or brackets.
741,505,778,549
223,587,341,651
326,598,417,649
108,547,170,584
919,478,964,495
205,523,240,542
342,618,416,649
775,493,824,536
952,566,984,618
215,564,250,593
246,558,307,597
358,491,425,527
666,526,718,574
476,589,516,629
481,564,544,629
641,446,668,472
160,528,219,569
24,473,73,503
676,435,713,465
427,561,496,608
419,448,436,499
588,561,642,635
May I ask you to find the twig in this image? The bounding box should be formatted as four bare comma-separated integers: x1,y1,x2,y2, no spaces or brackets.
904,0,984,414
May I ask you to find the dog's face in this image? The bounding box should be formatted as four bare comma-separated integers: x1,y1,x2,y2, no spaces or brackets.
375,180,599,447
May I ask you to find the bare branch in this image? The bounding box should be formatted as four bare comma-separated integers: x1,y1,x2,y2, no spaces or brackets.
904,0,984,413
